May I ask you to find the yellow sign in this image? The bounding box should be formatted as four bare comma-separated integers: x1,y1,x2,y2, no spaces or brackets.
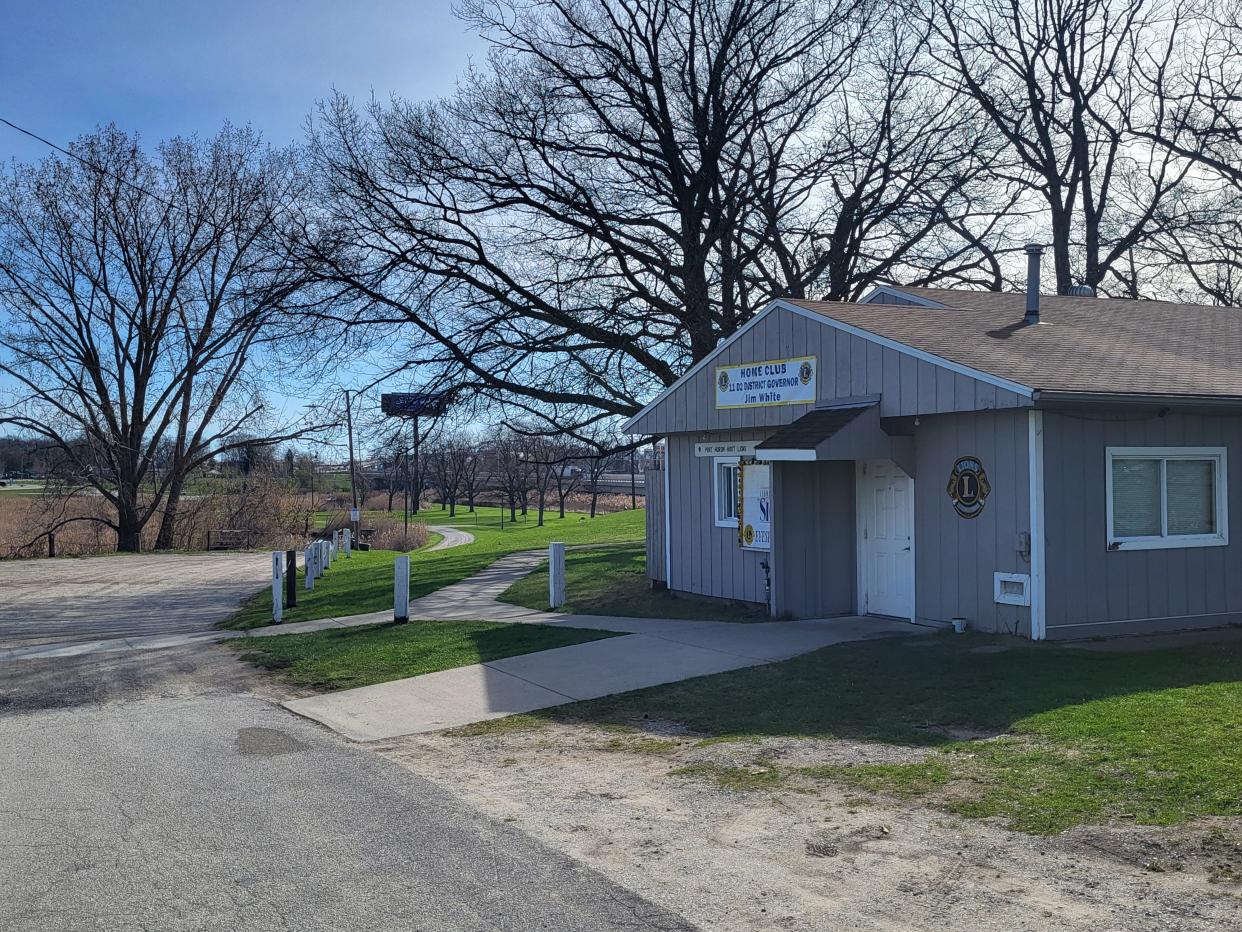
715,356,816,409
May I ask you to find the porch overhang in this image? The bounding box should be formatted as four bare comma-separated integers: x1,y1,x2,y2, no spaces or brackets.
754,402,915,476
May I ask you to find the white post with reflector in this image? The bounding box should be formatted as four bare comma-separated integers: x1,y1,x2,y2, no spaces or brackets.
548,542,566,609
394,555,410,623
271,551,283,623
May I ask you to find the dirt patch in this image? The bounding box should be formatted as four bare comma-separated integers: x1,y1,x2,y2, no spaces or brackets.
377,722,1242,932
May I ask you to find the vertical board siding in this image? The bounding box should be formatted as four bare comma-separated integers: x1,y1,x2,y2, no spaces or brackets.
1043,411,1242,633
665,433,769,605
627,306,1030,435
773,461,855,616
644,469,666,582
913,409,1032,635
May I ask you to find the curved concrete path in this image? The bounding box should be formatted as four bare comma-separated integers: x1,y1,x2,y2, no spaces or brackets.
283,613,923,741
424,525,475,551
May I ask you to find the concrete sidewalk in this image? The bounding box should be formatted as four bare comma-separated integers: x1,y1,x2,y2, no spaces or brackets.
284,615,921,741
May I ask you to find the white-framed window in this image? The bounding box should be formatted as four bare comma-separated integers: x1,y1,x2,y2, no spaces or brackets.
1106,446,1228,551
713,457,740,528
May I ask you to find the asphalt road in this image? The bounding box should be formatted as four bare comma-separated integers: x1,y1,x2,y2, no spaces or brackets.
0,647,693,931
0,552,270,648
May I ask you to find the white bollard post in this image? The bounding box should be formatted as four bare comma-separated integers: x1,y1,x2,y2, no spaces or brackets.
271,551,283,623
343,527,352,558
548,542,566,609
394,555,410,623
304,546,315,590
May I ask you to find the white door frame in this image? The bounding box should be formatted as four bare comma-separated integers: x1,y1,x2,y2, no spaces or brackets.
855,459,916,623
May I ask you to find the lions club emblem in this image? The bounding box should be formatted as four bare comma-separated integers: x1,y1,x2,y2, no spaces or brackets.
718,370,729,392
947,456,990,519
798,360,813,385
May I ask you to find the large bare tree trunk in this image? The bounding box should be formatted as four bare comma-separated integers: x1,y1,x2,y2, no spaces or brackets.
154,471,187,550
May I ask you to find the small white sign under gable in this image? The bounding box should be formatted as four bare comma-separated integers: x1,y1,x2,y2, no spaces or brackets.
715,356,816,409
740,463,772,551
694,440,758,457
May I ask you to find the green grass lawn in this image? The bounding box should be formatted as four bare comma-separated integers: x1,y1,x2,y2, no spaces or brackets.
231,620,619,691
220,508,645,630
498,544,768,622
531,632,1242,835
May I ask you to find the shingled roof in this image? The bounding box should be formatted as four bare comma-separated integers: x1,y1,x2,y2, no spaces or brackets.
784,287,1242,399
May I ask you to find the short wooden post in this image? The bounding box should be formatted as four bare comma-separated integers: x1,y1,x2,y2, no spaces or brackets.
305,546,315,590
394,555,410,623
343,527,352,558
285,550,297,607
271,551,284,623
47,531,56,558
549,542,566,609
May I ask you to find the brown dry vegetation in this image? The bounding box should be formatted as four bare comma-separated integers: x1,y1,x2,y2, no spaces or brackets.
0,476,318,559
320,511,429,552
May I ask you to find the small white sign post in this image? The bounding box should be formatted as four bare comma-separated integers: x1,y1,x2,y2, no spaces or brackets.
343,527,352,558
394,555,410,623
271,551,283,623
548,542,566,609
304,546,315,590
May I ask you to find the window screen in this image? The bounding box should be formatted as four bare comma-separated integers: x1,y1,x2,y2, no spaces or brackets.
715,460,739,525
1108,448,1225,548
1111,458,1161,537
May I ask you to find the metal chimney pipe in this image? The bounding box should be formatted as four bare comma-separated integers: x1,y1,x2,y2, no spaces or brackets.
1024,244,1043,325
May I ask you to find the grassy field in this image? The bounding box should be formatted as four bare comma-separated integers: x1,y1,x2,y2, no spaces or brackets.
221,508,645,630
525,632,1242,835
498,544,768,622
232,620,618,691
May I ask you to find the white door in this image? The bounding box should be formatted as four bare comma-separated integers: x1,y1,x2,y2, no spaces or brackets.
858,460,914,620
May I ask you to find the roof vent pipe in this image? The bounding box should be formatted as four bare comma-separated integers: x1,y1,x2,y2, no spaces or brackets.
1024,244,1044,325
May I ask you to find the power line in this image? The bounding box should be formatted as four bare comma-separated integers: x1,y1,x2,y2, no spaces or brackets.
0,114,293,240
0,115,181,211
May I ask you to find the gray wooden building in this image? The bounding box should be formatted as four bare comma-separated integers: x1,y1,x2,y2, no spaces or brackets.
626,251,1242,639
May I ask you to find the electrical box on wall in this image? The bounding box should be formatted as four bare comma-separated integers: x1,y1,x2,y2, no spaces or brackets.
994,572,1031,607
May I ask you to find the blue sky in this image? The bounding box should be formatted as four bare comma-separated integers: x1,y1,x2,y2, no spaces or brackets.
0,0,483,161
0,1,485,451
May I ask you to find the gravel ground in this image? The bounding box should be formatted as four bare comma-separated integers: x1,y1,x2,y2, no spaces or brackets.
379,721,1242,932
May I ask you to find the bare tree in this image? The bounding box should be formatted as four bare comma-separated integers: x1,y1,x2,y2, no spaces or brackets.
923,0,1199,295
426,433,475,517
309,0,1008,434
491,431,530,522
0,125,324,551
548,438,583,518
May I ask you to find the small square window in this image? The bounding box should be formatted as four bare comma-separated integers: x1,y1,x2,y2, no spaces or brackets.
1106,447,1228,551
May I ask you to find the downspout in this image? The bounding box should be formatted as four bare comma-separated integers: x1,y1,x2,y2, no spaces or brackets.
662,439,672,587
1027,411,1047,640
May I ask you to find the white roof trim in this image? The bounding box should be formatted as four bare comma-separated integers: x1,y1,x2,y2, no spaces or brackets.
771,299,1035,400
755,449,818,461
859,285,949,308
622,297,1035,434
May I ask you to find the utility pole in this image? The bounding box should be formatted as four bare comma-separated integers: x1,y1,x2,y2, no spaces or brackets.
344,389,359,541
630,448,637,510
412,415,420,515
